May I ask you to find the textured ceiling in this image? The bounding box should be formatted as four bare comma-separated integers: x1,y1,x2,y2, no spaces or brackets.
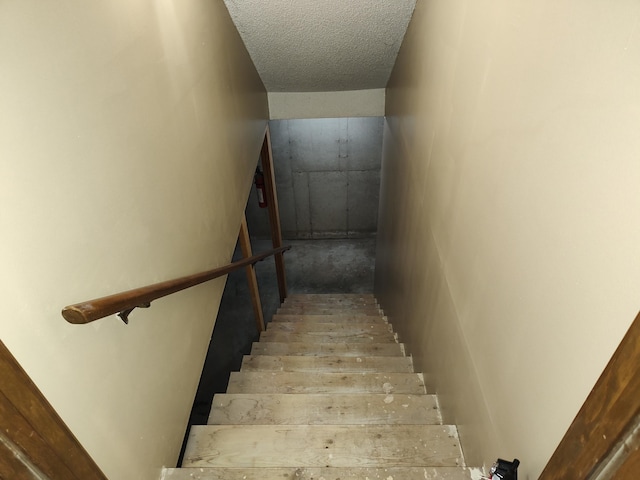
223,0,416,92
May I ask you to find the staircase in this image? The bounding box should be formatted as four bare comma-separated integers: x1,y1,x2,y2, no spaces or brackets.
163,294,481,480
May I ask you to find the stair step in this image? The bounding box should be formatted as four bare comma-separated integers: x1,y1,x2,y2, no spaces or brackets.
278,306,381,315
283,300,379,308
166,466,477,480
272,313,387,324
287,293,376,301
227,372,425,394
265,321,393,335
162,466,476,480
281,305,380,313
182,424,463,468
285,295,377,303
240,355,413,373
251,341,405,357
259,331,397,344
208,393,441,425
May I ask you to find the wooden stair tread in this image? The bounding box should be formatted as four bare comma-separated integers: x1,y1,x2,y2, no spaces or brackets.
272,313,388,324
227,372,425,394
287,293,376,300
162,466,476,480
283,301,379,309
265,322,393,335
284,297,378,304
282,298,377,303
279,303,380,310
182,424,463,468
162,467,479,480
259,331,397,344
208,393,441,425
278,307,381,315
240,355,413,373
251,341,406,357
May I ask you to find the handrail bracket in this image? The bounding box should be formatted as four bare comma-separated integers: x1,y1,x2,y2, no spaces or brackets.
117,303,151,325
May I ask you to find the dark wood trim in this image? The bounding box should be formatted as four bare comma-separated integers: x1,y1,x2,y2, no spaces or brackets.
238,213,265,332
62,245,291,324
0,340,107,479
615,437,640,478
539,311,640,479
260,126,288,304
0,436,41,480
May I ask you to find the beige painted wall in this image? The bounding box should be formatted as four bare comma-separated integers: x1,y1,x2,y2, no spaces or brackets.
0,1,267,479
268,89,385,119
376,0,640,477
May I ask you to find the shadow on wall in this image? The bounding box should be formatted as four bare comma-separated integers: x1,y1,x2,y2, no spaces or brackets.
247,117,384,239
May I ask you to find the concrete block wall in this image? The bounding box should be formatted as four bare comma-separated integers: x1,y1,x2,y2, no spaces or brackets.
246,117,383,239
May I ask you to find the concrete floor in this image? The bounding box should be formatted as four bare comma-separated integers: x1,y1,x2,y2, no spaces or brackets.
179,238,376,461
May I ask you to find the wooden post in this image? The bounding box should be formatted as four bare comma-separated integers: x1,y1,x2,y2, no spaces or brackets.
260,126,288,304
238,214,265,332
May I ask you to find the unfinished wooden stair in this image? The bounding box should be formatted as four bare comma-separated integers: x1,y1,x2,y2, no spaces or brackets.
163,294,479,480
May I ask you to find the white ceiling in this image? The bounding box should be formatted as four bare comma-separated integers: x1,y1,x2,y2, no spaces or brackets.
223,0,416,93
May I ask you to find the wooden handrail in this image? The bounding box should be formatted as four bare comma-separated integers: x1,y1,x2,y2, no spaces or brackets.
62,246,291,325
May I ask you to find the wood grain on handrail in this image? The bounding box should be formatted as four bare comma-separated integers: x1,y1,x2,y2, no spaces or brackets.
62,246,291,324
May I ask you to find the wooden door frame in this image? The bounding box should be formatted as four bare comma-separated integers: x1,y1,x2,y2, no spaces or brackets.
0,340,107,479
540,311,640,479
259,125,288,304
238,126,288,333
